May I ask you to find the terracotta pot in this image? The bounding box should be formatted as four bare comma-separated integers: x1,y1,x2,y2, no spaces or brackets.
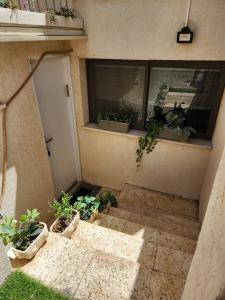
87,210,98,223
50,212,80,238
98,120,129,133
9,222,49,260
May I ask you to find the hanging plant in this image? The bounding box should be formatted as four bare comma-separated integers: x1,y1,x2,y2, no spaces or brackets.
136,104,195,168
136,118,163,168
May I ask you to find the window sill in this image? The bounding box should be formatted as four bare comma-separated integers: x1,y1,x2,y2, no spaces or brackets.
82,123,212,150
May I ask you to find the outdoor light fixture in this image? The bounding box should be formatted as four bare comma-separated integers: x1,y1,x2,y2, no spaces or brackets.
177,0,193,43
177,26,193,43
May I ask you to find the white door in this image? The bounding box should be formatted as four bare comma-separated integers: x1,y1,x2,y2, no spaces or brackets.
31,56,80,198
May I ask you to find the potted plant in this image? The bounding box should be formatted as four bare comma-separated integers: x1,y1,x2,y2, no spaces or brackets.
159,103,196,142
97,101,137,133
73,195,100,223
46,8,80,28
97,191,118,214
136,103,195,168
49,192,80,238
0,209,49,260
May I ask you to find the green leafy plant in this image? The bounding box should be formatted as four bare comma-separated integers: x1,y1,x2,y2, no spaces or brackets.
0,216,16,245
155,83,170,105
47,9,57,24
0,209,43,251
0,0,17,10
98,101,137,124
47,7,77,24
136,103,195,168
97,191,117,213
164,103,196,136
136,118,163,168
74,196,100,221
50,191,74,220
60,8,77,19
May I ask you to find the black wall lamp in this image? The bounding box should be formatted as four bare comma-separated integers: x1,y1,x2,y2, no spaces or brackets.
177,0,193,43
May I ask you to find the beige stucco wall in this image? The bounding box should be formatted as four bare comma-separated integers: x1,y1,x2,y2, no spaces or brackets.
0,0,224,223
70,0,225,200
199,91,225,222
182,143,225,300
79,126,210,199
71,58,211,200
73,0,225,60
0,41,71,221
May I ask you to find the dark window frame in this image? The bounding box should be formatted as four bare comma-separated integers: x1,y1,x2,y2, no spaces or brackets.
87,59,225,140
86,59,149,130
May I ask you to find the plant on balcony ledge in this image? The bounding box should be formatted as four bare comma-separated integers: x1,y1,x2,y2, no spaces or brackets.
47,7,77,24
136,103,196,168
49,191,80,238
97,101,137,133
0,209,48,260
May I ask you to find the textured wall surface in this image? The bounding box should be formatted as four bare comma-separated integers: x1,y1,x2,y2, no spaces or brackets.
0,240,12,285
71,58,210,200
73,0,225,60
182,144,225,300
199,91,225,222
70,0,225,200
79,126,210,200
0,41,70,221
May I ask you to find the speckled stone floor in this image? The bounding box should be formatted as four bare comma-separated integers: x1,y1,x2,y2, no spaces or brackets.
12,184,200,300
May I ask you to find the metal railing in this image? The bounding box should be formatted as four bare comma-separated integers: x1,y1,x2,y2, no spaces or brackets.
16,0,70,13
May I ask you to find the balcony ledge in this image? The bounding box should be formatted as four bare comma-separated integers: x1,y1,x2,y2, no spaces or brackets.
0,7,86,42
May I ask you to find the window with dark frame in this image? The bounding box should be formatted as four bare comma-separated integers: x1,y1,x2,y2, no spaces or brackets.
87,60,225,140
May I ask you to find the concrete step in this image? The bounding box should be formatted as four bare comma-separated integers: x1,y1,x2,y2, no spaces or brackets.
108,206,200,230
119,183,199,221
15,231,191,300
105,206,199,240
19,233,139,300
71,220,144,263
94,213,197,254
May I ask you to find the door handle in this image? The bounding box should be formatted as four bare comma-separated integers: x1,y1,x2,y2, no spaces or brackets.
45,137,53,157
45,137,53,144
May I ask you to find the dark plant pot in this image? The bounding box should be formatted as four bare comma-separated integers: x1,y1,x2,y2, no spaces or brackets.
98,120,129,133
159,128,190,142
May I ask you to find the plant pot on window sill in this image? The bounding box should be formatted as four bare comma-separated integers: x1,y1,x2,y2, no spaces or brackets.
98,120,130,133
50,212,80,238
8,222,49,260
159,128,190,143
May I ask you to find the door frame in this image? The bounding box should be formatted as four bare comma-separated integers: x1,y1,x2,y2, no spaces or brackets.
29,54,81,196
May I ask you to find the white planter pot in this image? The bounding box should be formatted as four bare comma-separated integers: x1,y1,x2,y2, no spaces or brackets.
8,222,49,260
50,212,80,238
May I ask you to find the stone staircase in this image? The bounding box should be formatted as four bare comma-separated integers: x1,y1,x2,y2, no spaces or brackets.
14,184,200,300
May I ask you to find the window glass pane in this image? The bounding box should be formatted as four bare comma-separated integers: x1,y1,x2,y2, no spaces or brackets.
148,67,221,135
89,62,146,129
